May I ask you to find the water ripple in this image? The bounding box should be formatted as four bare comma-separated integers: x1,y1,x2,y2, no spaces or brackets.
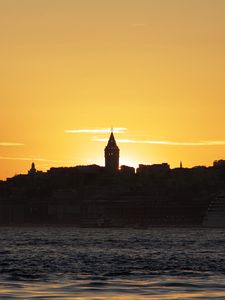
0,227,224,299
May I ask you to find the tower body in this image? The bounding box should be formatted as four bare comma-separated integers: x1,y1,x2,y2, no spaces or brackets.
104,132,119,172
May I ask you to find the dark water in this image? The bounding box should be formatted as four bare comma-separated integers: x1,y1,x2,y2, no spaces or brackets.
0,227,225,299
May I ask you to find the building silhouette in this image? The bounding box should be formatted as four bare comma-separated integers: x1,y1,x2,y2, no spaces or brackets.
1,138,225,226
28,162,37,175
104,130,120,172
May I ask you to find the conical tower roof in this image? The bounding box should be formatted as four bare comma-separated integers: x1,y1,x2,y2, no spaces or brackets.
106,132,118,147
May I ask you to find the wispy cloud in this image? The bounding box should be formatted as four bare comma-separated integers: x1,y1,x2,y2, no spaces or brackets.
65,128,127,134
0,142,24,146
93,138,225,146
0,156,46,161
0,156,66,162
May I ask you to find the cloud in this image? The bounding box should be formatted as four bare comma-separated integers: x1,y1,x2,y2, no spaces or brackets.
0,156,66,162
65,128,127,134
0,142,24,146
92,138,225,146
0,156,46,161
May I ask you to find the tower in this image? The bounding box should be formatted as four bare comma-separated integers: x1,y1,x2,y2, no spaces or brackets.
104,130,119,172
28,162,37,175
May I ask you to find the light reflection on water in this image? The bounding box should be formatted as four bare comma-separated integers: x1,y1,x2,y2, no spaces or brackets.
0,227,225,299
1,278,225,299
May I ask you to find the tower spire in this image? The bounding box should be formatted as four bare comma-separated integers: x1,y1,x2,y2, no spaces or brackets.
104,130,120,172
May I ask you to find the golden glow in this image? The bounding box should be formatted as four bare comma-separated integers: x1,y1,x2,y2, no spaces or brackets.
1,0,225,179
1,280,225,299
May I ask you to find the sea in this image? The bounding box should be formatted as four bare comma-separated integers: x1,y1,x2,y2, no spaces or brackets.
0,227,225,299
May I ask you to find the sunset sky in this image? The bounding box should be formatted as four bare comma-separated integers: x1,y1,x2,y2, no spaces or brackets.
1,0,225,179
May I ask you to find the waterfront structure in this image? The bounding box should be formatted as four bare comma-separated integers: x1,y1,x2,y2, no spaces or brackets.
203,192,225,227
104,131,119,172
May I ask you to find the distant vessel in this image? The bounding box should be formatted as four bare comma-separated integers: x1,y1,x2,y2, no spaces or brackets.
203,192,225,227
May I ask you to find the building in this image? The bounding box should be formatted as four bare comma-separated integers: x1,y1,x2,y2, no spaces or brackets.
120,165,135,175
104,131,120,172
28,162,37,175
136,163,170,176
213,160,225,168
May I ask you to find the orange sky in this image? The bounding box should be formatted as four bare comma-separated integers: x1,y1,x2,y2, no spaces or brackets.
0,0,225,179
